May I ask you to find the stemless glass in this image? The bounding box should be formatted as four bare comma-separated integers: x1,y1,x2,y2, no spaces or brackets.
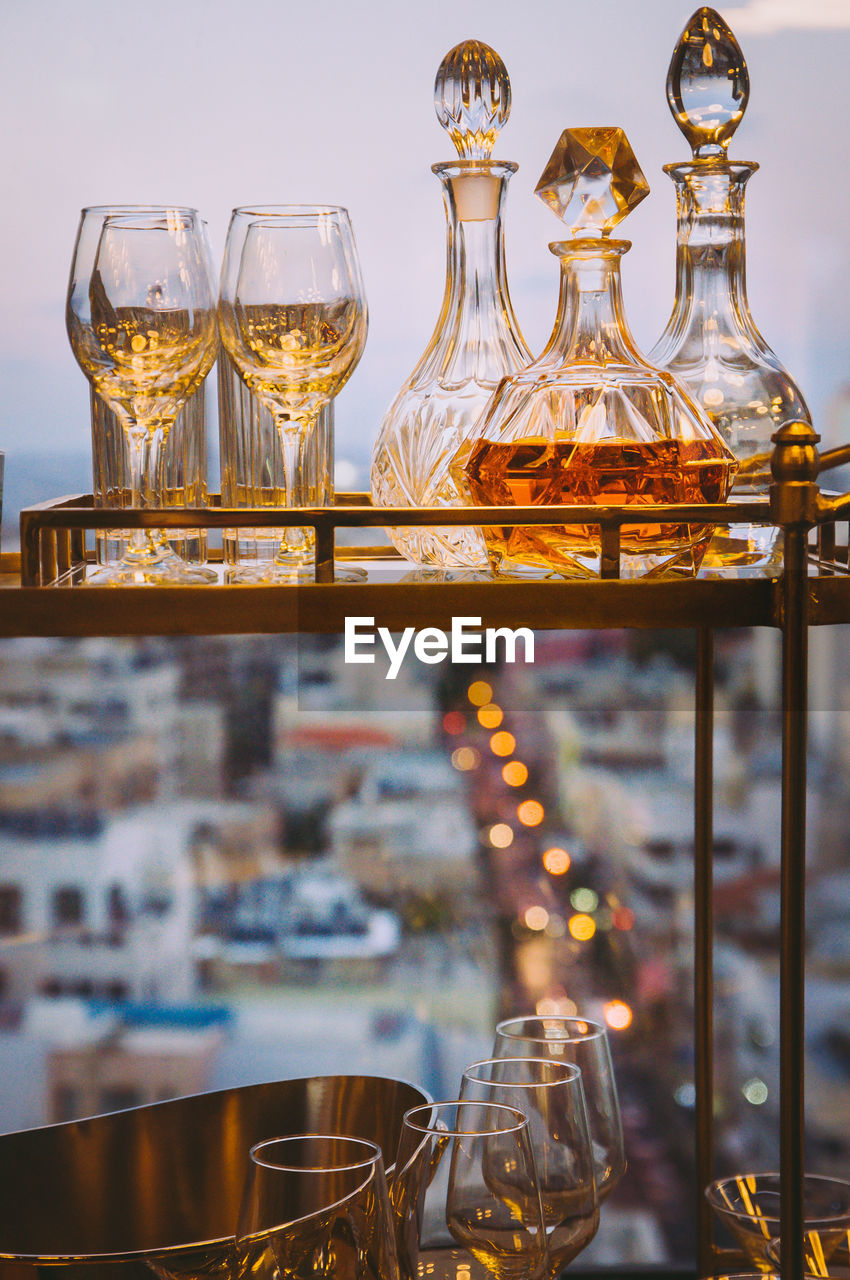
392,1101,547,1280
492,1016,625,1201
235,1134,398,1280
460,1058,598,1278
66,205,218,584
706,1174,850,1269
218,206,367,580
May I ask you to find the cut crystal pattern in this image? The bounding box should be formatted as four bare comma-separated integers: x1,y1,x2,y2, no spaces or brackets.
371,40,529,568
535,128,649,237
667,7,750,157
434,40,511,160
451,200,737,579
652,9,810,573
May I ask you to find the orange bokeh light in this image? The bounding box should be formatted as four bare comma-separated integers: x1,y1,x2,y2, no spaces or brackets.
489,731,516,757
568,913,596,942
477,703,504,729
543,847,571,875
603,1000,633,1031
502,761,528,787
489,823,514,848
467,680,493,707
517,799,544,827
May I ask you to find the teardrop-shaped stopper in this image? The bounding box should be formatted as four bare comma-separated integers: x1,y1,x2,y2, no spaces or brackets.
666,7,749,157
434,39,511,159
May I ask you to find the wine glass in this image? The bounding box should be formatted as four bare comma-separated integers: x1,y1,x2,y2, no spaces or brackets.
67,205,218,584
218,206,367,579
234,1133,398,1280
460,1058,598,1278
492,1016,625,1201
392,1100,547,1280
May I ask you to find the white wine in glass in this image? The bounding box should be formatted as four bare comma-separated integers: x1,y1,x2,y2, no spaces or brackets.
67,205,218,584
218,206,367,579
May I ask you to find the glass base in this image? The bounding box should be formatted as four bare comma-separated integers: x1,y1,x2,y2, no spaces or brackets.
479,527,709,580
399,566,495,584
85,544,217,586
224,562,367,584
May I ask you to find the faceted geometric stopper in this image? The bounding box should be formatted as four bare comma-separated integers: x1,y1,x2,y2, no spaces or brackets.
434,39,511,159
535,127,650,237
666,7,750,157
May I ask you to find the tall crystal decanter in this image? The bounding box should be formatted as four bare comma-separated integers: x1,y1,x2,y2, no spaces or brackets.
650,6,810,574
370,39,531,568
452,126,737,579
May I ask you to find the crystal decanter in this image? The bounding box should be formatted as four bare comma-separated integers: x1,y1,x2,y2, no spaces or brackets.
452,126,737,579
370,39,531,568
650,6,810,574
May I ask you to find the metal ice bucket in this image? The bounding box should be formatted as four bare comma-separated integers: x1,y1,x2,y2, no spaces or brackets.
0,1074,428,1280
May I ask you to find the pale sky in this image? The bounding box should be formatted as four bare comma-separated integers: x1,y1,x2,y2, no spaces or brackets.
0,0,848,506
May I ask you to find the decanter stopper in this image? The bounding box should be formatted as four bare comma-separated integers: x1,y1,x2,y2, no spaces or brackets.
535,127,650,237
434,39,511,159
666,7,750,157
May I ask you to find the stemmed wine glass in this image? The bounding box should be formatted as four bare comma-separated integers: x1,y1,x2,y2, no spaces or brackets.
234,1134,399,1280
67,205,218,584
492,1016,626,1202
218,206,368,580
392,1101,547,1280
460,1058,599,1278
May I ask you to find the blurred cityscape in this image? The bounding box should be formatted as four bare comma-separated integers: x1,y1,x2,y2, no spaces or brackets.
0,627,849,1266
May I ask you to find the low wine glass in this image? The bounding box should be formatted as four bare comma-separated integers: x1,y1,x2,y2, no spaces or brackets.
218,206,367,580
460,1058,598,1278
392,1100,547,1280
492,1015,625,1201
234,1133,398,1280
66,205,218,584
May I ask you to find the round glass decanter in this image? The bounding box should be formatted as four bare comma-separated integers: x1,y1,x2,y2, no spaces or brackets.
650,6,811,575
370,40,531,569
452,126,738,580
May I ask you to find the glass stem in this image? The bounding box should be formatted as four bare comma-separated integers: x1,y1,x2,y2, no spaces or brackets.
124,419,167,561
274,410,315,561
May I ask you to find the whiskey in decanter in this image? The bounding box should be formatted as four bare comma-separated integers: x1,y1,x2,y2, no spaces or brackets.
650,6,811,575
370,39,531,568
453,126,737,579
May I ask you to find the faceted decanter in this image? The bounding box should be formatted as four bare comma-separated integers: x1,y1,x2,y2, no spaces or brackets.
370,39,531,568
452,127,737,579
650,7,810,574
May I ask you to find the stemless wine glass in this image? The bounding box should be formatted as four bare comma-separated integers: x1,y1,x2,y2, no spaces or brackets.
67,205,218,584
492,1016,625,1201
392,1101,547,1280
460,1058,599,1278
218,206,367,580
235,1134,398,1280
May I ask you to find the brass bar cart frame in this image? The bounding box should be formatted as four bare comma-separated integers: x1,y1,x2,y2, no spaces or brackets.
3,419,848,1279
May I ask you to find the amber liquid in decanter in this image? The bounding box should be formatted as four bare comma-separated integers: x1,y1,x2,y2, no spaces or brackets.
453,124,737,579
464,435,728,569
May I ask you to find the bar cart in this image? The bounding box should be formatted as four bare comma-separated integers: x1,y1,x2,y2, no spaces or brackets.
1,418,849,1280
